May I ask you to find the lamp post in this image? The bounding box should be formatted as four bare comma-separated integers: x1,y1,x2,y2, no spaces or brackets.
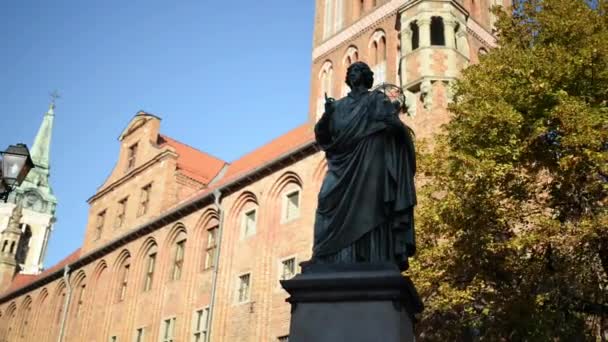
0,143,35,203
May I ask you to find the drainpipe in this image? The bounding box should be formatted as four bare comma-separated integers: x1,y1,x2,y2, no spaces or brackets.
57,265,72,342
207,189,225,342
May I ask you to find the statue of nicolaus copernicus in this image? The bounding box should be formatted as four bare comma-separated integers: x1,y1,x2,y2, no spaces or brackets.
312,61,417,271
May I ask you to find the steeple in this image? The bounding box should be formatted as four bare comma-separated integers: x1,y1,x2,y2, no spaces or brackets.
30,101,55,170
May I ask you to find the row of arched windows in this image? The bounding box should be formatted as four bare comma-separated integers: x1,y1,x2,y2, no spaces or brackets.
0,170,309,341
323,0,382,39
317,30,388,117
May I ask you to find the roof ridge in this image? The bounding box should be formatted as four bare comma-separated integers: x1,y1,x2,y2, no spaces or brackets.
159,134,227,163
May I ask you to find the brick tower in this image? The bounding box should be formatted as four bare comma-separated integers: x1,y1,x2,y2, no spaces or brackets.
309,0,508,138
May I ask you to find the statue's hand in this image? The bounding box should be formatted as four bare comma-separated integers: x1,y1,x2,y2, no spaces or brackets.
324,93,336,115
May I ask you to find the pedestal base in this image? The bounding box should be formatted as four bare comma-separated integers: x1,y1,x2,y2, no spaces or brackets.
281,263,423,342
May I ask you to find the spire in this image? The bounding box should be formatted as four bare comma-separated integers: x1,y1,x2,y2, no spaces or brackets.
30,98,56,170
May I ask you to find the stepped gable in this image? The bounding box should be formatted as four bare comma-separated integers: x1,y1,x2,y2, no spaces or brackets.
158,134,227,185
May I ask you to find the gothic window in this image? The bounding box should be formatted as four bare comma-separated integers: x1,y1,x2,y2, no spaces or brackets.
370,32,387,86
318,61,334,118
143,245,157,291
205,227,218,269
431,17,446,46
118,260,130,301
171,231,187,281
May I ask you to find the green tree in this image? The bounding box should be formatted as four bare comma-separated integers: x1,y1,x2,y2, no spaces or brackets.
410,0,608,340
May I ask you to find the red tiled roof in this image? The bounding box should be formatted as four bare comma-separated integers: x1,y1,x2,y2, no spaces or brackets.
222,123,314,181
3,248,81,295
158,135,227,185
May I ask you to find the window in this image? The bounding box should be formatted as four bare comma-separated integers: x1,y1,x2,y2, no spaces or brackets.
280,258,296,280
95,210,106,240
205,228,218,270
138,184,152,217
116,197,128,228
237,273,251,303
317,61,334,119
284,191,300,221
143,247,157,291
127,143,138,171
410,21,420,50
278,336,289,342
193,307,210,342
110,336,117,342
119,262,130,301
172,234,186,281
323,0,344,38
242,209,257,238
76,284,86,317
430,17,445,46
135,327,145,342
161,317,176,342
371,35,387,86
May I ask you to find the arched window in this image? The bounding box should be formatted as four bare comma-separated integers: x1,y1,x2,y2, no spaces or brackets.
118,257,130,301
431,17,445,46
370,31,387,86
205,226,218,270
171,231,187,281
317,61,334,118
342,47,359,96
143,244,157,291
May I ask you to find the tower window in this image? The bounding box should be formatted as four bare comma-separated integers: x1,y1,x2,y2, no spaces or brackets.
138,183,152,217
410,21,420,50
115,197,128,228
95,210,106,240
431,17,445,46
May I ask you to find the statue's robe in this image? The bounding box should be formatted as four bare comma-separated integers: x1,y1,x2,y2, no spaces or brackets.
313,89,416,268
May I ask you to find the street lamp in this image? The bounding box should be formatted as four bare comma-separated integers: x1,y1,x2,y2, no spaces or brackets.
0,143,35,203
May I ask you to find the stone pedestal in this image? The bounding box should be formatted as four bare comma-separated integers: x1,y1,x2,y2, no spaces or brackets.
281,263,423,342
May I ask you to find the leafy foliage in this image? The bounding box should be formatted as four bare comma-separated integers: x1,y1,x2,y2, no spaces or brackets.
410,0,608,340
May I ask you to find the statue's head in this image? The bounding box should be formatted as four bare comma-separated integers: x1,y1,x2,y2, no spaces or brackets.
345,61,374,90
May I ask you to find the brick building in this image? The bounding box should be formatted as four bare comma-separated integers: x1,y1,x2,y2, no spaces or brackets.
0,1,504,341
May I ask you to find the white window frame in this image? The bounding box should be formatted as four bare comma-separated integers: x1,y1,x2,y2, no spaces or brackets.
282,190,301,223
279,256,297,282
241,209,257,239
160,316,176,342
192,306,210,342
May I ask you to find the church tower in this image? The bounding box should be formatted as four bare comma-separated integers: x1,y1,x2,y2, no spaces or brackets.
310,0,509,138
0,101,57,277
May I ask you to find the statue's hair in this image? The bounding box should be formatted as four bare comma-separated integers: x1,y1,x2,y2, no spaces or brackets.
345,61,374,90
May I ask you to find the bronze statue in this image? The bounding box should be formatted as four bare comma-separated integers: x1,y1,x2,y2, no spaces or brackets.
312,61,416,271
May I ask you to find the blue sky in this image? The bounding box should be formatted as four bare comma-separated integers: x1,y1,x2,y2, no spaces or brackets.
0,1,315,267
